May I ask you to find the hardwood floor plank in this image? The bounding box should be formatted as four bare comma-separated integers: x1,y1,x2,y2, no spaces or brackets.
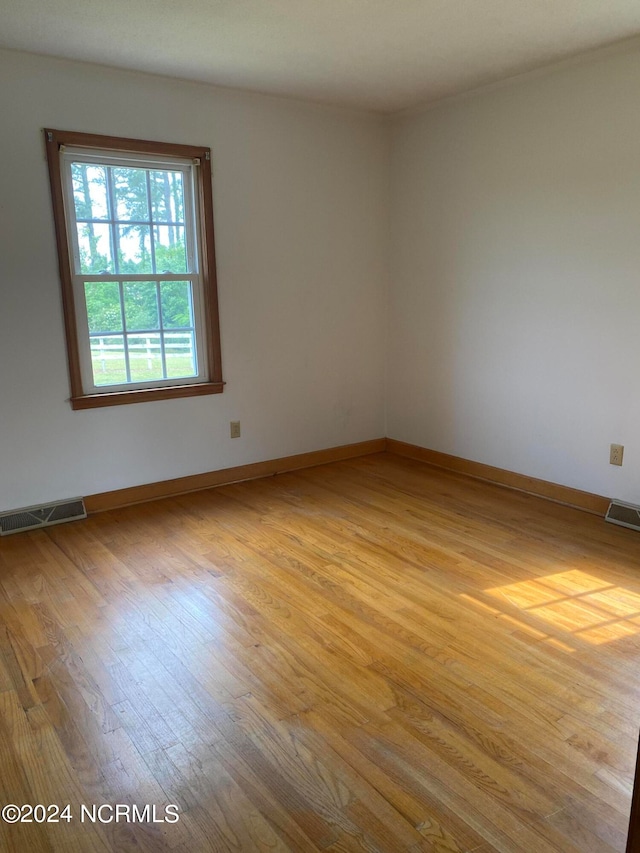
301,704,488,852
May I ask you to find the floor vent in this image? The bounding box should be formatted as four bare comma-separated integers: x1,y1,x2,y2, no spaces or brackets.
605,500,640,532
0,498,86,536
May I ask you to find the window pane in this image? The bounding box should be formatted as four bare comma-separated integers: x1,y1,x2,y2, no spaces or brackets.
128,333,163,382
161,281,193,329
84,282,122,333
112,167,149,222
117,224,152,274
150,170,184,223
154,225,187,273
77,222,113,274
72,164,108,220
165,330,196,379
90,335,127,386
123,281,159,331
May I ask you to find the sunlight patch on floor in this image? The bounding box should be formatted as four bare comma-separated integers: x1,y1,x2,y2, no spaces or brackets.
484,569,640,645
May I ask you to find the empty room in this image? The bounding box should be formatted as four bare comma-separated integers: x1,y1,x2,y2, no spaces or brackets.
1,1,640,851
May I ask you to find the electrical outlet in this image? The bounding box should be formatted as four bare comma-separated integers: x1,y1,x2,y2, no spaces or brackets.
610,444,624,466
230,421,241,439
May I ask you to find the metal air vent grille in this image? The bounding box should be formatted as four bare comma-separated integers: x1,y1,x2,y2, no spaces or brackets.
0,498,86,536
605,500,640,532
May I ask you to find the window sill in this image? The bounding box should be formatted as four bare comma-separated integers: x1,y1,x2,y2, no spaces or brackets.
70,381,224,410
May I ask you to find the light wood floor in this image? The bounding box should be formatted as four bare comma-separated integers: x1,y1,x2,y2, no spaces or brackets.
1,452,639,852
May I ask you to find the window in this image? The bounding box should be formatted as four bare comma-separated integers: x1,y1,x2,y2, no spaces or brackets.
45,129,223,409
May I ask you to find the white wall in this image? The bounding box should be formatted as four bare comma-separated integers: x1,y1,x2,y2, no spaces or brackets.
388,48,640,504
4,43,640,513
0,50,388,511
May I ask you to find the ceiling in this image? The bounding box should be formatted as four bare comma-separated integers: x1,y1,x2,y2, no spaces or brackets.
2,0,640,113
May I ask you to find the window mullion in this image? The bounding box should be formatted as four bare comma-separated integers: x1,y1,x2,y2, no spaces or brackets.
106,166,119,276
81,273,197,283
156,282,167,380
118,281,132,383
146,171,157,275
76,218,187,228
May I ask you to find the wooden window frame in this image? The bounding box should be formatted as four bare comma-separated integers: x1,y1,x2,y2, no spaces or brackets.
45,129,223,409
